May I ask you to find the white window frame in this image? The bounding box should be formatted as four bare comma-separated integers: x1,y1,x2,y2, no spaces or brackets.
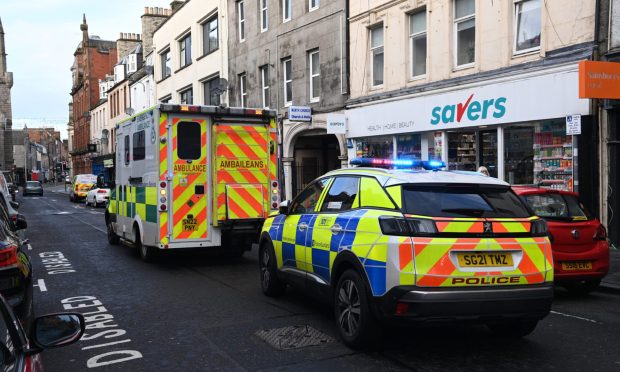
370,25,384,88
179,33,192,68
260,0,269,32
308,50,320,102
239,73,247,107
283,0,292,22
238,0,246,42
309,0,319,12
513,0,541,55
409,11,427,78
260,66,270,108
283,58,292,107
453,0,476,68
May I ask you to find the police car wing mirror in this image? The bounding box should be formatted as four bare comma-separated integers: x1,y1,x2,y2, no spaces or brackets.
279,200,290,215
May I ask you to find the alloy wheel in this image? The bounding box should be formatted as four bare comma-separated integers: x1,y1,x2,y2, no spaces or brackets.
336,279,361,337
261,248,270,289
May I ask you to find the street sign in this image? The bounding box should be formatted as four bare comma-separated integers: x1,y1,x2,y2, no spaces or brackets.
566,115,581,135
327,114,346,134
288,106,312,122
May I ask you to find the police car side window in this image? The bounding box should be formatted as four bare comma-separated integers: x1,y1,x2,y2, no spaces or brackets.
320,177,359,212
290,178,329,214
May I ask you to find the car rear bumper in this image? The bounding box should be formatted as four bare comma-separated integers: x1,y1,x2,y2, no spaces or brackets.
374,284,553,323
553,242,610,281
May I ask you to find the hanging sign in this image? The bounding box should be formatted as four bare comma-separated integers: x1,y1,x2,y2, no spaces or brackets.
566,115,581,135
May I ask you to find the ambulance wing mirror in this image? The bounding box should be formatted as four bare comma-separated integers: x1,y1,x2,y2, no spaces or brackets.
279,200,290,215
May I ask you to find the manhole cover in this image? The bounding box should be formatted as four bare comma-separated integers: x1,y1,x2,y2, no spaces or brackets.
256,325,334,350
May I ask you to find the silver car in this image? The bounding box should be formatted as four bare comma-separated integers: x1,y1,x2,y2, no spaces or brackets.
23,181,43,196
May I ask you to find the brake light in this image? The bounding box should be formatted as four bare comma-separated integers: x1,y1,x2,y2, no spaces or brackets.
0,245,18,267
594,225,607,241
395,302,409,316
378,217,410,236
10,215,16,222
97,190,107,194
530,219,548,237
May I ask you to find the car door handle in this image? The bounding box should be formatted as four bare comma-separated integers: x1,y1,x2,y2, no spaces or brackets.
331,224,342,234
299,222,308,231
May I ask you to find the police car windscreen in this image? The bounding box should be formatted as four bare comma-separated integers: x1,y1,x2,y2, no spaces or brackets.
402,185,530,218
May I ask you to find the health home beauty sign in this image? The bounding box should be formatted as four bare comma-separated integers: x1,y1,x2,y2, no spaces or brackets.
346,65,590,138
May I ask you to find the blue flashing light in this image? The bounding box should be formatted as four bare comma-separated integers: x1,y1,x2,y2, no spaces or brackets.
350,157,446,170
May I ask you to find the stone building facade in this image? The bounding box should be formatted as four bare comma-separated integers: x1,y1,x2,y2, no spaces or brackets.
0,18,14,171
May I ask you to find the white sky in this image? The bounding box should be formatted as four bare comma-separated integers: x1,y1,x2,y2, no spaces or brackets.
1,0,172,139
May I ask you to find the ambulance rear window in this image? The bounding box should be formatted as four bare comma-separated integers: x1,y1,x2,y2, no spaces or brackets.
177,121,201,160
402,185,530,218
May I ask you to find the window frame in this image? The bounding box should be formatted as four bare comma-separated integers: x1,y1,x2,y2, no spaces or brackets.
239,73,247,107
283,0,292,22
309,0,319,12
202,14,219,56
453,0,476,68
282,58,293,107
132,130,146,162
409,10,427,78
289,178,331,215
260,65,270,108
319,176,361,213
179,33,192,68
160,48,171,80
238,0,246,42
260,0,269,32
513,0,542,55
203,76,221,106
179,87,193,105
369,25,384,88
177,121,202,161
308,50,320,102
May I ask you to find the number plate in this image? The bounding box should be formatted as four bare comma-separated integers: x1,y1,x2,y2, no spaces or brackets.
456,252,514,267
561,261,592,271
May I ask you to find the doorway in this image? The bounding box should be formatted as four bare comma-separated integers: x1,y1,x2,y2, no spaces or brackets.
292,134,340,195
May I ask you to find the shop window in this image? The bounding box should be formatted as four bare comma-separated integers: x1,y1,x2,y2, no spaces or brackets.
448,132,477,171
355,136,393,159
454,0,475,66
479,130,498,177
397,134,421,160
504,126,534,185
514,0,541,53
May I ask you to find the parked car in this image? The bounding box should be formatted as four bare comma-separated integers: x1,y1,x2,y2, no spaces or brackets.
85,186,110,207
23,181,43,197
0,292,84,371
69,174,97,202
513,186,610,294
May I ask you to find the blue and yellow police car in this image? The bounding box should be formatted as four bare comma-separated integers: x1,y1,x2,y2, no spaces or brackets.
258,158,553,349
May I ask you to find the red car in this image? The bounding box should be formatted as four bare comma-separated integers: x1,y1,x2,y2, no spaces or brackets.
512,186,609,294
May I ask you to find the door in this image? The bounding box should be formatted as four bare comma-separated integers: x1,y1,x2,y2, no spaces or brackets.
169,117,210,242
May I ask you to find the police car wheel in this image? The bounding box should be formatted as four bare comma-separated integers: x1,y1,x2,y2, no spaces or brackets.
487,319,538,338
259,242,285,297
334,270,380,349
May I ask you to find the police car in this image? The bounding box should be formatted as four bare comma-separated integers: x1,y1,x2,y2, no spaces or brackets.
259,158,553,349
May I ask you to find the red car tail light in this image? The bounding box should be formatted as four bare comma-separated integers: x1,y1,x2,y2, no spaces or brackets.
594,225,607,241
0,245,18,267
97,190,107,194
10,215,16,222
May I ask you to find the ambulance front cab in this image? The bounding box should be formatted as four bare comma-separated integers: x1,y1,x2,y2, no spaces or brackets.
69,174,97,202
259,159,553,349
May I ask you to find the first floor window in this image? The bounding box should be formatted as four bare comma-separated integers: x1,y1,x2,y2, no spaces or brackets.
514,0,541,52
203,77,221,106
180,88,193,104
160,49,171,79
454,0,475,66
260,66,270,108
283,58,292,105
308,50,320,102
202,15,218,55
370,26,384,86
180,34,192,68
409,11,427,77
261,0,268,31
238,1,245,41
283,0,292,22
239,73,247,107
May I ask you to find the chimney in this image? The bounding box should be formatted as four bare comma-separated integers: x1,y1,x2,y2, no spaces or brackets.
170,1,185,13
116,32,142,62
141,7,172,60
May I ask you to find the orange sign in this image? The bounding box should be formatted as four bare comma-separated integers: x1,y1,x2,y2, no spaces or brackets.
579,60,620,99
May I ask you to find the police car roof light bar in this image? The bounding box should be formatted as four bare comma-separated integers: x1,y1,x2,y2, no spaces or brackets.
349,157,446,171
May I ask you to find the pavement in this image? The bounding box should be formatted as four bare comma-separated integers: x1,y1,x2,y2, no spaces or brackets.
40,183,620,292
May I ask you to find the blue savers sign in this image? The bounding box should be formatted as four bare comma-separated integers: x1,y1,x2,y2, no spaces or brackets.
288,106,312,122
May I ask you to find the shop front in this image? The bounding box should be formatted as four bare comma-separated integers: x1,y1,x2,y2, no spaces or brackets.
346,64,591,192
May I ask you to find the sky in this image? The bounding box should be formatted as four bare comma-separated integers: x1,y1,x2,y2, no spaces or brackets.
1,0,172,139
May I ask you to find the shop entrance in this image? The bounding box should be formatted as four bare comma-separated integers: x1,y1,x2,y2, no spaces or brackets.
448,130,497,176
292,134,340,195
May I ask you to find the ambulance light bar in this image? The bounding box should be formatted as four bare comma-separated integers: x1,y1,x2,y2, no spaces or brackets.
160,104,276,118
350,157,446,171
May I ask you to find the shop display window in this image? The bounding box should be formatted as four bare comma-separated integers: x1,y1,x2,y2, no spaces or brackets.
448,132,477,171
480,130,497,177
355,135,393,159
397,134,421,159
504,126,534,184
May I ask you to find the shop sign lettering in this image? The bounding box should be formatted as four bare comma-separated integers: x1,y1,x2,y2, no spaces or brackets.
367,121,414,133
430,94,507,125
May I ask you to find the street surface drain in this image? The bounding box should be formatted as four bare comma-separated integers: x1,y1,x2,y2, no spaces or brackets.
256,325,334,350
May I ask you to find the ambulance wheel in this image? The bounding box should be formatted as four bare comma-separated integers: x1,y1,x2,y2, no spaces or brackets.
106,219,119,245
487,319,538,338
259,241,285,297
334,269,381,350
135,228,157,262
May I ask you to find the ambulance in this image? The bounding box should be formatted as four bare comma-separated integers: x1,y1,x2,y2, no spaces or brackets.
105,104,279,261
69,174,98,202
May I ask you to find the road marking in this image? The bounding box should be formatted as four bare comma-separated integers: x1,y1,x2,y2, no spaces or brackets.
82,339,132,350
550,310,599,324
34,279,47,292
36,198,107,234
27,244,32,251
51,199,57,202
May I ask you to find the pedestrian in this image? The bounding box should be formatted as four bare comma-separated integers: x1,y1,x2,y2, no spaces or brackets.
477,166,490,176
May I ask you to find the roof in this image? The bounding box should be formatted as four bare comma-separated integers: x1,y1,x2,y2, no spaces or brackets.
325,167,510,187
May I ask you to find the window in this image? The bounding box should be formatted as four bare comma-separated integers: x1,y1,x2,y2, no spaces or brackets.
290,178,330,214
179,34,192,68
203,77,221,106
202,15,218,55
124,135,130,165
283,0,292,22
260,0,268,32
160,95,171,104
320,177,360,212
160,49,171,79
238,1,245,41
514,0,541,53
180,88,193,104
260,65,270,108
239,73,247,107
522,193,590,220
177,122,201,160
282,58,292,106
309,0,319,11
308,50,320,102
370,25,384,86
132,130,145,161
409,11,427,77
454,0,475,66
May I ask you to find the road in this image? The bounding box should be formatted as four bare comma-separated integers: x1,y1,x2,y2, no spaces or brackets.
18,188,620,371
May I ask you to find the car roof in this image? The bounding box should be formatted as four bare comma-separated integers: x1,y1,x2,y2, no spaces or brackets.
512,185,579,197
324,167,510,187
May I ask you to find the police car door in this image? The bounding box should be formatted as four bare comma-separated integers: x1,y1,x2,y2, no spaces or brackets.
168,116,211,243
